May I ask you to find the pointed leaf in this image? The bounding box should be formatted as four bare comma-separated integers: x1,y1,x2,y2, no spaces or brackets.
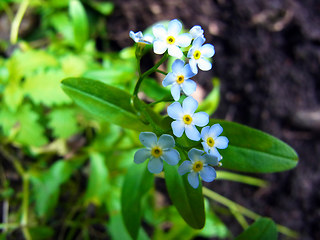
235,218,277,240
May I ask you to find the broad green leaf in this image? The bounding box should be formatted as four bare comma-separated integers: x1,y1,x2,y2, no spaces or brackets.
69,0,89,49
89,1,114,15
61,77,152,131
84,152,109,206
235,218,277,240
48,108,80,139
121,163,154,240
197,78,220,115
3,81,24,111
141,77,171,101
164,163,205,229
211,120,299,173
48,12,74,42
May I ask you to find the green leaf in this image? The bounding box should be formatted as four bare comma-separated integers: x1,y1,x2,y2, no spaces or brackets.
84,152,109,206
197,77,220,115
61,77,151,131
121,163,154,240
211,120,298,173
89,1,114,15
69,0,89,49
164,163,205,229
235,218,278,240
48,108,80,139
140,77,171,101
29,226,54,240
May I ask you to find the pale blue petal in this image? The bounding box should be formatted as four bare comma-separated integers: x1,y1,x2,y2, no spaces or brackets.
168,19,182,35
200,44,215,58
171,84,181,101
148,157,163,173
189,25,204,39
188,58,198,74
202,154,219,166
201,142,210,154
168,45,183,58
153,40,167,54
182,96,198,114
176,33,192,47
188,172,200,188
171,120,185,137
134,148,151,164
139,132,157,148
192,36,205,49
162,72,175,87
129,31,143,42
198,58,212,71
183,64,196,79
192,112,209,127
200,166,216,182
214,136,229,149
178,160,192,175
162,149,180,165
187,47,194,58
158,134,175,149
208,147,221,159
185,125,200,141
181,80,196,96
143,34,154,44
188,148,204,162
167,101,183,119
152,24,167,39
209,124,223,138
200,126,210,140
172,59,185,73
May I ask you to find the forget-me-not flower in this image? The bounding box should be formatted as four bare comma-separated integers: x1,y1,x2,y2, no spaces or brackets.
201,124,229,159
152,19,192,58
178,148,219,188
189,25,204,39
129,31,153,44
134,132,180,174
162,59,197,101
187,36,215,74
167,96,209,141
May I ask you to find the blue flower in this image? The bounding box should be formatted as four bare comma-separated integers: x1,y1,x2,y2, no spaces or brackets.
129,31,153,44
152,19,192,58
134,132,180,174
167,96,209,141
201,124,229,159
187,36,215,74
189,25,204,39
162,59,196,101
178,148,219,188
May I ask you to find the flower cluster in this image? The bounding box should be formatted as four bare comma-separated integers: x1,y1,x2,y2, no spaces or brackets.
131,19,228,188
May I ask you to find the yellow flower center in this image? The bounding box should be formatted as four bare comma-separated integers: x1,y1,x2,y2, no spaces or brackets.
183,114,192,125
151,146,163,158
192,161,204,172
206,137,215,147
176,75,185,84
166,36,176,45
193,50,201,60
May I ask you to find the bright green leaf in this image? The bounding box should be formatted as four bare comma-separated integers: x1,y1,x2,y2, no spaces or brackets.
89,1,114,15
235,218,278,240
197,77,220,115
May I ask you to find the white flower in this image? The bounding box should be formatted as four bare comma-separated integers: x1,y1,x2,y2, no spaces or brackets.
134,132,180,174
167,96,209,141
187,36,215,74
201,124,229,159
189,25,204,39
152,19,192,58
162,59,196,101
129,31,153,44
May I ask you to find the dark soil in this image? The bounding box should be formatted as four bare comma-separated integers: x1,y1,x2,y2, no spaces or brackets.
107,0,320,239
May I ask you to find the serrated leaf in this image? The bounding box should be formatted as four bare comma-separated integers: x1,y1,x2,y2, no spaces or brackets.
121,163,154,240
61,77,152,131
24,69,72,106
235,218,277,240
211,120,298,173
3,81,24,111
164,163,205,229
48,108,80,139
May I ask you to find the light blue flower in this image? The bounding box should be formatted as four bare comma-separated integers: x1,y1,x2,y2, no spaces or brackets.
162,59,197,101
178,148,219,188
134,132,180,174
187,36,215,74
167,96,209,141
189,25,204,39
129,31,154,44
201,124,229,159
152,19,192,58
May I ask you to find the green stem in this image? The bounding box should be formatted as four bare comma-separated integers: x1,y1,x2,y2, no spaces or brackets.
10,0,30,44
21,174,31,240
202,187,299,238
0,1,14,21
230,208,249,229
215,171,268,187
133,53,168,96
155,69,168,75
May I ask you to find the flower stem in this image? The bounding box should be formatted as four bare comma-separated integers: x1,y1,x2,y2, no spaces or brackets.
215,171,268,187
10,0,30,44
